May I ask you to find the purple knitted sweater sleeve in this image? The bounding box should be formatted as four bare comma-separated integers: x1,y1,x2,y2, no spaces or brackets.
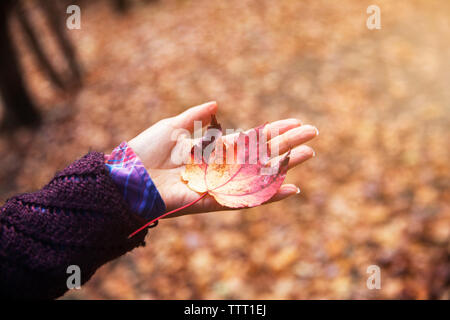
0,152,150,299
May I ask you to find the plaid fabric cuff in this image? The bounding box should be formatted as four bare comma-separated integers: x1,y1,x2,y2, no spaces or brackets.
104,141,166,220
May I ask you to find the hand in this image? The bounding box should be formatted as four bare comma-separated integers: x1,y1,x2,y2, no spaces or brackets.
128,101,318,218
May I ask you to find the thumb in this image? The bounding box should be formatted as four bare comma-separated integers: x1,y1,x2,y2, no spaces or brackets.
173,101,218,132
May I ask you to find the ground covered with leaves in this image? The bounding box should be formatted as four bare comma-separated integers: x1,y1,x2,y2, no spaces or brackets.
0,0,448,299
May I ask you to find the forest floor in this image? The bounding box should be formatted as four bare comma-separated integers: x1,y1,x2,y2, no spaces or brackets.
0,0,448,299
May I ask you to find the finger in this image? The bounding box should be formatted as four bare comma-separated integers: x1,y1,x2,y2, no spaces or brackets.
263,118,302,140
268,145,315,170
268,124,318,156
173,101,218,132
265,184,300,204
203,183,300,212
287,145,315,169
222,118,302,144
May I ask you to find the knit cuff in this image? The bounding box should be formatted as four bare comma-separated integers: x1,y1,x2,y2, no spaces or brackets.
104,142,166,220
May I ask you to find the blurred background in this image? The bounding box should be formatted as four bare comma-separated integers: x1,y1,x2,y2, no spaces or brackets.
0,0,448,299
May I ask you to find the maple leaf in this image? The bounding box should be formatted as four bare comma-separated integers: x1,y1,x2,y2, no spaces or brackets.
182,115,290,208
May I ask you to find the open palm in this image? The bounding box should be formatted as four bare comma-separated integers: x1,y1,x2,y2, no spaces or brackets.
128,101,318,218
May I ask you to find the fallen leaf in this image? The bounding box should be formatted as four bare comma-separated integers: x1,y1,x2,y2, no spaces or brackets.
182,115,290,208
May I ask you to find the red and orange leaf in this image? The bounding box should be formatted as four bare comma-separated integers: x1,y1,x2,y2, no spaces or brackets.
182,115,290,208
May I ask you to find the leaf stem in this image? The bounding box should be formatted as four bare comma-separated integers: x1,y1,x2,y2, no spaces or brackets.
128,192,208,239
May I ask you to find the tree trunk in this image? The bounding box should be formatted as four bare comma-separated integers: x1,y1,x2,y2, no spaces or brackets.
0,0,41,130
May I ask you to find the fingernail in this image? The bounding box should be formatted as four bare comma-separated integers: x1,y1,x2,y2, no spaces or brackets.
315,127,319,136
203,101,217,111
296,187,301,194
